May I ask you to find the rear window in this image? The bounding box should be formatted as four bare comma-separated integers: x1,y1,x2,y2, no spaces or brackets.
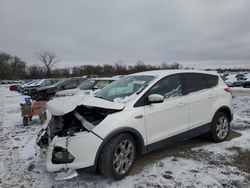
203,74,218,88
183,73,207,93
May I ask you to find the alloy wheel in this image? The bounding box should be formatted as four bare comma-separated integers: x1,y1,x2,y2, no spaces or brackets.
113,140,135,175
216,116,229,140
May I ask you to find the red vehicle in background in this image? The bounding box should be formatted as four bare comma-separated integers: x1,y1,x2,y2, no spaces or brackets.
9,84,20,91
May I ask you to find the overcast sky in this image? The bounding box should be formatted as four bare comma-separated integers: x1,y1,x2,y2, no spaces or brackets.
0,0,250,69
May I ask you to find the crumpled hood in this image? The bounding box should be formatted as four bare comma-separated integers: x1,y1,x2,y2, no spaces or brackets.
47,95,125,116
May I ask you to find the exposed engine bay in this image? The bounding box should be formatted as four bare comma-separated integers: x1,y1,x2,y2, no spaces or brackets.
37,105,119,149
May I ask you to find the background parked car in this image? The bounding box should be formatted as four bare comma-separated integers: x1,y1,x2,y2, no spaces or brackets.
24,79,59,96
1,80,23,84
32,77,85,101
55,77,117,97
243,73,250,88
243,77,250,88
224,73,246,87
18,80,38,94
82,75,97,79
9,84,20,91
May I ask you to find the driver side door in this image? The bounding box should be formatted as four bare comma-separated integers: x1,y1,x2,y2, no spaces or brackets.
144,74,189,146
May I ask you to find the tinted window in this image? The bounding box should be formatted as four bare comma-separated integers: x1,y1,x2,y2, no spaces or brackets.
44,80,51,86
76,78,85,86
40,81,47,87
148,74,183,99
183,73,207,93
55,79,65,87
203,74,218,88
49,80,57,85
64,80,77,89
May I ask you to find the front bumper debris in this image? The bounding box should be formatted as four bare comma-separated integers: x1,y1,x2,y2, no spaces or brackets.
54,169,79,180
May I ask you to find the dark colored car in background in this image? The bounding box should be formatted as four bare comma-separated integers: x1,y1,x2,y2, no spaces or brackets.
31,77,85,101
18,80,39,94
243,79,250,88
24,79,59,96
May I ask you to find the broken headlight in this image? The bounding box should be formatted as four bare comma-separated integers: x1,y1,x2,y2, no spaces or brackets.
52,147,75,164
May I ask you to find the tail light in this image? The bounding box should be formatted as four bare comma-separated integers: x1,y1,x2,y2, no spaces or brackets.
224,87,232,95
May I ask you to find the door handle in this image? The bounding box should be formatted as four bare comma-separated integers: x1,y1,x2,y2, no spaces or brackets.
135,115,143,119
177,102,185,107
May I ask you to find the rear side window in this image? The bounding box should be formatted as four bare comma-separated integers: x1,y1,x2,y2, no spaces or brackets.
183,73,207,93
203,74,218,88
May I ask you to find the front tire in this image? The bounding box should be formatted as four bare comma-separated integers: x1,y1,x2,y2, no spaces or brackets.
210,112,230,142
98,133,136,180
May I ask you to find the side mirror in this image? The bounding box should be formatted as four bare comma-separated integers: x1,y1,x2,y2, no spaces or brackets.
148,94,164,103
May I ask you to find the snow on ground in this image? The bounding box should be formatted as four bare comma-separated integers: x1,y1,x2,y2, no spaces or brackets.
0,85,250,188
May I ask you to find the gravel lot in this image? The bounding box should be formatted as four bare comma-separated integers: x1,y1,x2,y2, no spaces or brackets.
0,85,250,188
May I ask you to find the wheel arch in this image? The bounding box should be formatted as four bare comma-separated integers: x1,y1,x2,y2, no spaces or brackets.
93,127,146,172
213,106,233,122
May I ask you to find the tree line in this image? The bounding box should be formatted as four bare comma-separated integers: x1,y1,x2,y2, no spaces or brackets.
1,51,249,80
0,52,184,80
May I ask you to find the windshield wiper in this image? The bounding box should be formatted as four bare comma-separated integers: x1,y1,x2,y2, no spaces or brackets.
95,95,113,102
95,95,106,100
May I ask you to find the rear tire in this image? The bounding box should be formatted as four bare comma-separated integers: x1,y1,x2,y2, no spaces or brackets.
210,112,230,142
98,133,136,180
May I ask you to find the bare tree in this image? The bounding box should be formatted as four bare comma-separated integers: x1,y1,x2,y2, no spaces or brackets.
35,51,60,77
114,60,127,74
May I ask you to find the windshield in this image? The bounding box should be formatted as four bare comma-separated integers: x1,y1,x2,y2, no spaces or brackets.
95,75,155,102
78,79,96,90
54,79,65,87
35,79,44,85
27,80,37,85
29,80,39,85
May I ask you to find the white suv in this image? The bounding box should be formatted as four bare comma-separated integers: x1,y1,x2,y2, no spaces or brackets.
37,70,233,180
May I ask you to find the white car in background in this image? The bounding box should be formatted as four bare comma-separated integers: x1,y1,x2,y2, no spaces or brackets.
55,77,117,97
224,73,246,87
37,70,233,180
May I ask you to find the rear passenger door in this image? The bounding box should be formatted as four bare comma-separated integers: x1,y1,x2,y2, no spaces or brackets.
182,73,212,129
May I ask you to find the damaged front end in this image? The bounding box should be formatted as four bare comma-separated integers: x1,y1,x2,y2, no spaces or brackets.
37,105,119,149
36,95,124,174
36,103,122,175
